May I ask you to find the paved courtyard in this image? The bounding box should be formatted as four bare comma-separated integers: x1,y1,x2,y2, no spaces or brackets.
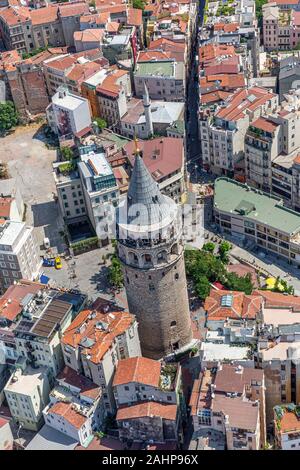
1,124,65,252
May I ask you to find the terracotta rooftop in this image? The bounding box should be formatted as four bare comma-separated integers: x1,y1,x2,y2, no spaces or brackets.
66,61,103,84
199,44,236,65
201,90,231,105
0,6,31,26
200,73,245,91
127,8,142,26
124,137,183,182
0,197,12,219
214,22,240,33
117,402,177,421
0,281,44,322
215,87,276,121
59,2,88,17
96,69,128,97
253,290,300,311
204,288,262,321
49,402,87,430
57,366,101,400
76,436,124,450
278,409,300,433
212,395,259,431
74,29,105,43
251,117,279,133
80,12,110,26
214,364,264,395
62,306,136,364
113,357,161,388
30,5,58,25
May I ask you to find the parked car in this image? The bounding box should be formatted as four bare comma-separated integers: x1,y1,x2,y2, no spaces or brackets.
43,258,55,267
55,257,62,270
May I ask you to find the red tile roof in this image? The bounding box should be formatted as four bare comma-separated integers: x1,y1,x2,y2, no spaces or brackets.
0,197,12,219
62,307,136,364
117,402,177,421
124,137,183,182
57,366,101,400
199,44,236,65
96,69,128,98
215,87,276,121
204,288,262,321
253,290,300,311
279,409,300,433
251,117,279,133
0,282,44,322
30,6,59,25
127,8,142,26
113,357,161,388
49,402,87,430
0,6,31,26
59,2,88,17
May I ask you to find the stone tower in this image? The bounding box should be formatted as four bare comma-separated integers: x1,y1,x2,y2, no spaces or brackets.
116,142,193,359
143,82,153,138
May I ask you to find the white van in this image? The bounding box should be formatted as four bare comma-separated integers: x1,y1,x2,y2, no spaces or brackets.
43,237,50,249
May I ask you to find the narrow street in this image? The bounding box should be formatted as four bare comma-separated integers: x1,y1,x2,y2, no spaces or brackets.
185,0,206,184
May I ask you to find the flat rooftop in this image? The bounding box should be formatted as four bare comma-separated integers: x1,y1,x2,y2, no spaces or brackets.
80,151,113,178
52,91,88,111
214,177,300,235
5,366,48,395
261,341,300,361
0,220,24,246
200,342,251,362
263,307,300,327
135,60,174,77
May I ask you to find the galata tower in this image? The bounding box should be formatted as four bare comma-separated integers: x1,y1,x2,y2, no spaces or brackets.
116,140,193,359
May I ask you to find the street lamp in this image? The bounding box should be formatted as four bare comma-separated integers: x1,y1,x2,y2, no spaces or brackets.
16,422,24,450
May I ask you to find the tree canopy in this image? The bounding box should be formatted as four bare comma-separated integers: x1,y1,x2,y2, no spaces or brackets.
133,0,146,9
108,254,123,289
185,247,254,300
0,101,18,134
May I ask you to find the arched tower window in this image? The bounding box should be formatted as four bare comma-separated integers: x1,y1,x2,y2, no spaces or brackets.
157,250,168,263
170,321,177,327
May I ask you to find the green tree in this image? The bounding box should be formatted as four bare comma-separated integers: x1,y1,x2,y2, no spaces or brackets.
218,241,231,264
108,254,123,288
93,117,107,132
60,146,74,161
202,242,215,253
133,0,145,9
195,275,211,300
0,101,18,134
225,272,253,295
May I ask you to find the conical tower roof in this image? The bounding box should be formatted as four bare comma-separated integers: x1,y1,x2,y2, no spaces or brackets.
124,153,176,229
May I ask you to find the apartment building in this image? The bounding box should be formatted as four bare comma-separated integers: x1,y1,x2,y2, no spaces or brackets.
190,364,266,450
199,87,278,176
134,60,185,102
96,69,131,131
77,146,119,240
53,163,86,224
0,3,88,54
4,366,51,431
256,338,300,425
42,366,105,445
116,402,181,445
43,50,104,96
113,357,181,407
46,87,92,139
61,298,141,413
245,89,300,197
0,220,40,293
274,404,300,450
214,177,300,265
263,4,300,51
0,6,33,54
0,281,46,363
13,290,86,378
